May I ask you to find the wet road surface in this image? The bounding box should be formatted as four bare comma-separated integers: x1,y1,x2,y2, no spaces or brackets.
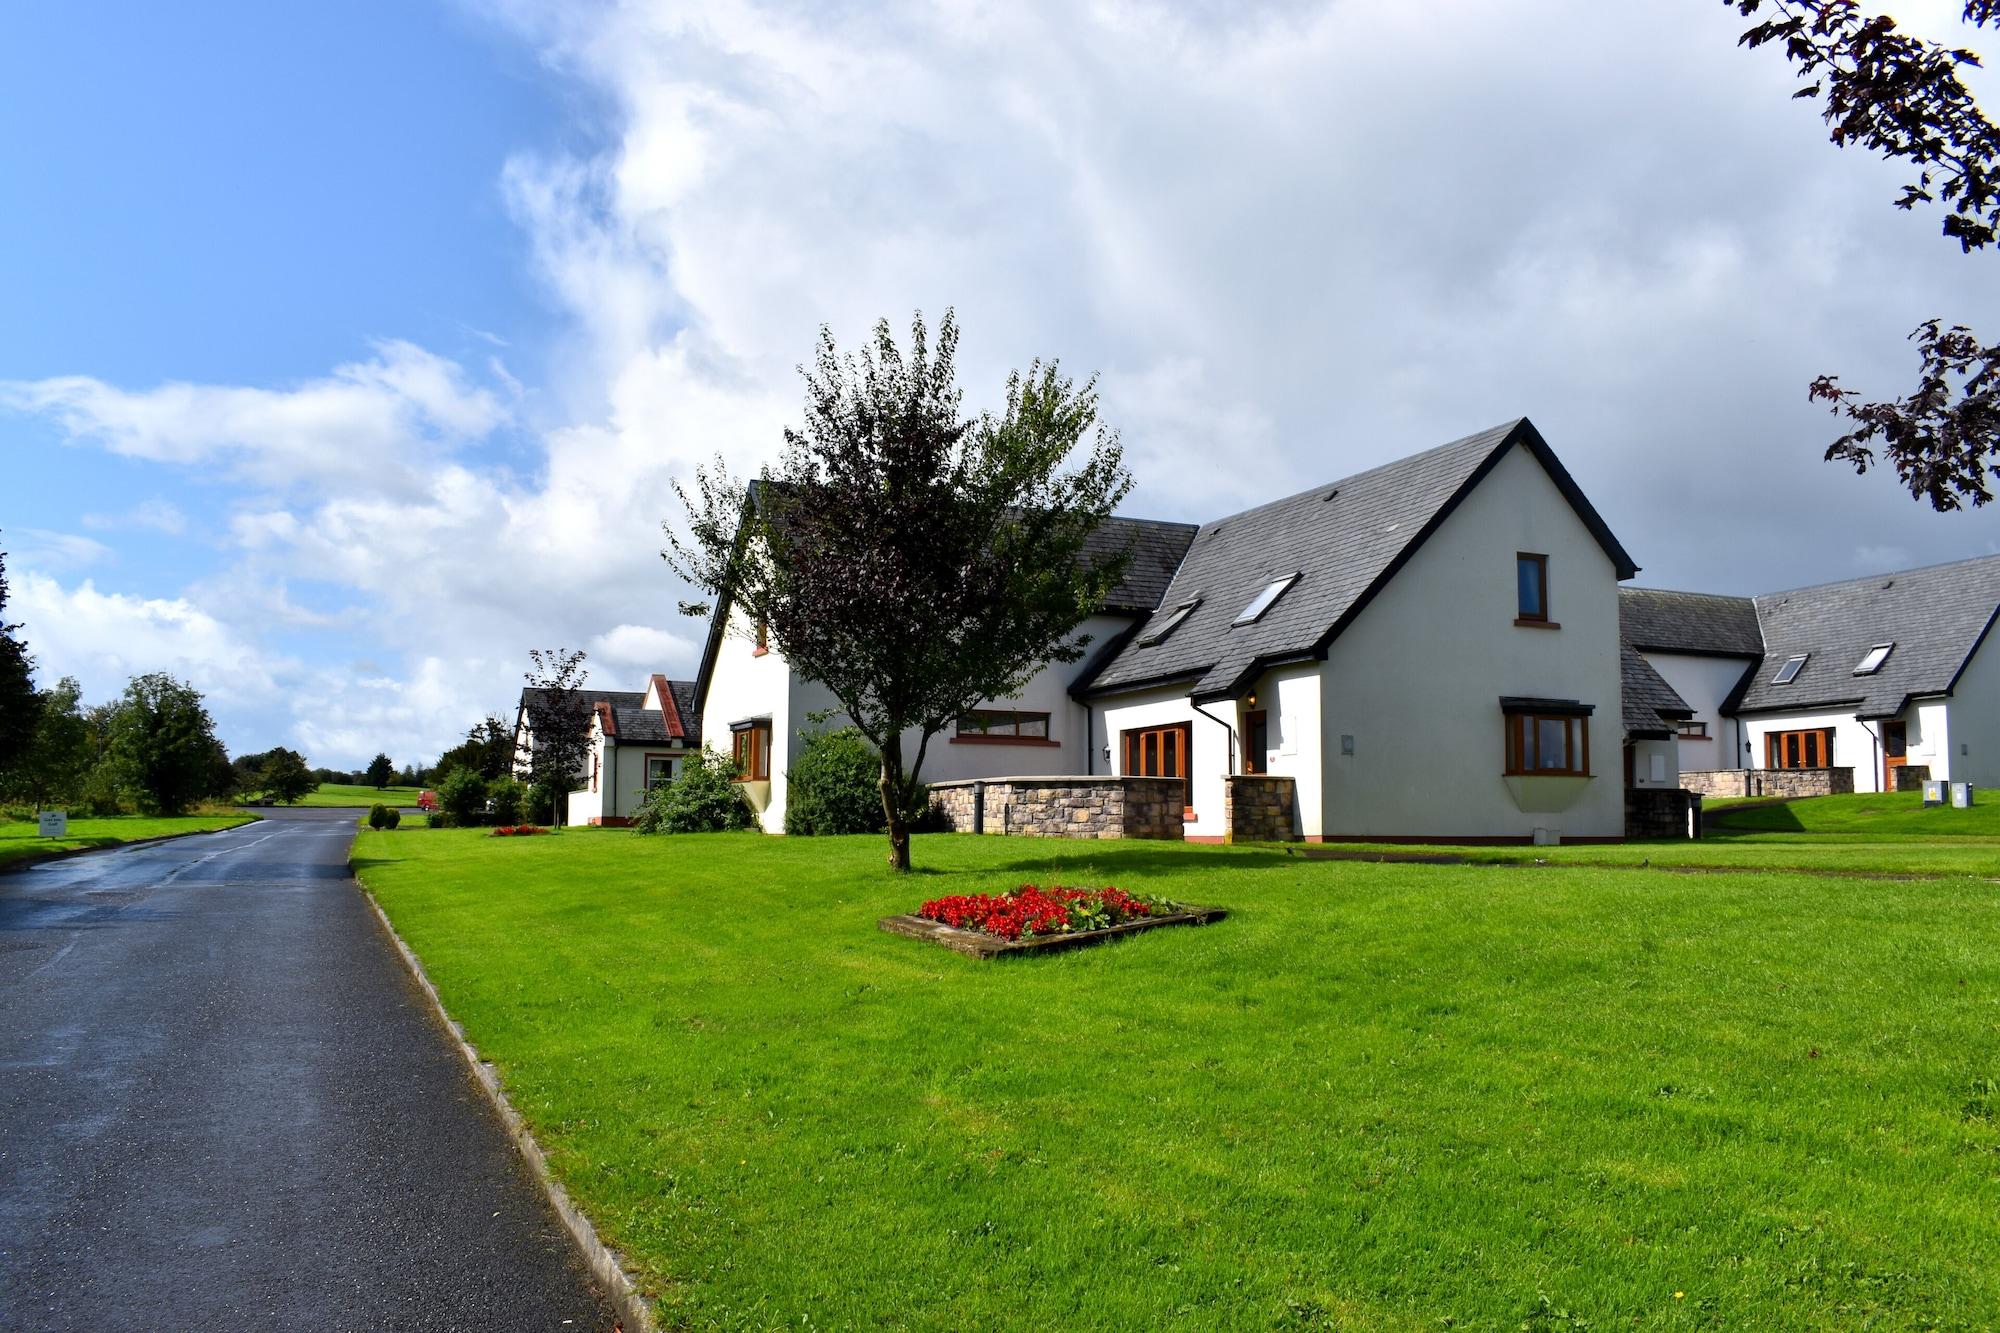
0,809,614,1331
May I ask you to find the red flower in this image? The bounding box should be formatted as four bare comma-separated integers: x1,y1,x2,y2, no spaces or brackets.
915,885,1165,941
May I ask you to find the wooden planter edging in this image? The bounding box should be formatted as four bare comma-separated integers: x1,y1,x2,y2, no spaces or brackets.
878,905,1226,959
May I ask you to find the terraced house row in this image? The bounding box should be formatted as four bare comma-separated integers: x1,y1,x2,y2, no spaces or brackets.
521,418,2000,843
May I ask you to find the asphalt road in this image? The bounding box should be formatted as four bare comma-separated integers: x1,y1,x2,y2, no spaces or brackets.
0,809,614,1331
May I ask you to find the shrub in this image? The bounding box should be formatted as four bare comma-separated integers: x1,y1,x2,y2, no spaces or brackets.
488,774,527,827
367,803,393,830
489,824,548,837
75,763,125,817
382,807,401,829
784,728,886,836
436,768,488,827
634,748,756,834
525,778,560,826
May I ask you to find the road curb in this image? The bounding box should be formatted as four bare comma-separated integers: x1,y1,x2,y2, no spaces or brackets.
0,818,262,875
355,883,660,1333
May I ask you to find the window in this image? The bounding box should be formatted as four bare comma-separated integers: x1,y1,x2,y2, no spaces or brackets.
1122,722,1193,816
1139,599,1199,647
1233,573,1299,626
1772,654,1808,685
1766,727,1833,770
1854,642,1894,675
730,720,771,780
1504,712,1591,776
644,755,679,791
1676,720,1709,739
955,709,1053,744
1516,553,1549,624
1243,709,1269,775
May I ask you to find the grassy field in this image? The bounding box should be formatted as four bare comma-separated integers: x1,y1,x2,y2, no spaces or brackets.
1706,790,1999,839
256,782,426,808
0,813,256,867
353,827,2000,1330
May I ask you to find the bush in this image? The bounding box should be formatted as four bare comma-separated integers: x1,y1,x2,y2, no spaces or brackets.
75,764,125,817
488,774,527,827
367,803,393,830
525,778,560,826
784,729,886,836
436,768,489,827
382,807,401,829
634,748,756,834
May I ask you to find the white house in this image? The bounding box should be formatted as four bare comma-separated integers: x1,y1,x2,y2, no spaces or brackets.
1623,555,2000,794
516,676,700,825
694,418,1661,843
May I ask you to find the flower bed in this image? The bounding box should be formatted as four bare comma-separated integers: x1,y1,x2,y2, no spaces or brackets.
884,885,1226,958
919,884,1166,941
489,824,549,837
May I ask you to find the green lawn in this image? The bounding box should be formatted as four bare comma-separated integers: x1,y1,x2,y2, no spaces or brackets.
0,813,256,867
353,829,2000,1330
1707,790,2000,839
256,782,426,808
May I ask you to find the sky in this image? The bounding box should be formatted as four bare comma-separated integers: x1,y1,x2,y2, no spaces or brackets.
2,0,1996,770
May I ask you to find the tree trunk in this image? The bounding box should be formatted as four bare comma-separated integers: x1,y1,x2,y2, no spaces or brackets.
879,735,911,872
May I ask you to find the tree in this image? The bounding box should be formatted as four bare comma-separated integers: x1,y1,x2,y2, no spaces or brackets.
784,728,888,836
259,748,318,805
104,673,221,816
521,649,591,828
1731,1,2000,508
433,715,514,783
632,748,755,834
669,311,1131,871
0,537,39,775
365,752,395,789
1,676,91,812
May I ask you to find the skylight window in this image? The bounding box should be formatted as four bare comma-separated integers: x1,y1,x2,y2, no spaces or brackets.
1139,599,1199,647
1853,642,1895,675
1772,654,1809,685
1233,573,1299,627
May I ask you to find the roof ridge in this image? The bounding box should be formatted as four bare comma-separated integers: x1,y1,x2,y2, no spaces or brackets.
1753,551,2000,602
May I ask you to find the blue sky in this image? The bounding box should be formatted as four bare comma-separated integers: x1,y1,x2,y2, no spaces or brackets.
3,1,1996,768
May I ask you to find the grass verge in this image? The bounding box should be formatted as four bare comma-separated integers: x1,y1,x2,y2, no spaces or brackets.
354,828,2000,1330
0,813,256,868
256,782,426,808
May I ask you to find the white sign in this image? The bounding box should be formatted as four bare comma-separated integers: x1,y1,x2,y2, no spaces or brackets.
38,810,68,838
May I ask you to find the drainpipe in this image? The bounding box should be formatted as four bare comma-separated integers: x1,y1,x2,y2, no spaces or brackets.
1083,700,1094,776
1190,699,1239,775
1858,715,1880,794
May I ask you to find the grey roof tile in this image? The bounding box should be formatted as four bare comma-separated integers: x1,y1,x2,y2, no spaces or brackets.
1618,587,1764,657
1083,418,1637,700
1735,554,2000,717
1622,644,1694,735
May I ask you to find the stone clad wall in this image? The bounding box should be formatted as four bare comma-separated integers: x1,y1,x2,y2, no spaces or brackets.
1225,776,1299,842
1895,765,1931,792
926,777,1186,840
1681,768,1856,799
1626,786,1700,840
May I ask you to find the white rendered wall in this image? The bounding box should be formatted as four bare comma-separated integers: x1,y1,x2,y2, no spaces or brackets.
700,602,795,832
1240,664,1323,838
566,723,609,825
1643,651,1755,771
1906,700,1951,786
1628,736,1680,789
1947,631,2000,786
1315,441,1626,840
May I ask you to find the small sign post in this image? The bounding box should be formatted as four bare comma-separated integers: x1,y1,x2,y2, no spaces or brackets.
37,810,68,838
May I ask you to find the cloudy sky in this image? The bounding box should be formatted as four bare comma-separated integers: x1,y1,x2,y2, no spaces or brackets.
3,0,1996,768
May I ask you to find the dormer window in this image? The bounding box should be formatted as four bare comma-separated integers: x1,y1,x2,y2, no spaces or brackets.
1772,654,1808,685
1233,574,1298,627
1139,599,1199,647
1853,642,1894,675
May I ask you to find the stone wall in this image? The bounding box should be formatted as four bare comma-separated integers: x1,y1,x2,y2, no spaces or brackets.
1626,786,1700,840
1681,767,1856,799
1225,775,1299,842
926,776,1186,840
1895,765,1932,792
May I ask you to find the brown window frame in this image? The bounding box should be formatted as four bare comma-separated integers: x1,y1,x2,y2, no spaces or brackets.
1676,720,1709,739
953,709,1056,746
1242,709,1269,775
1504,712,1591,777
1122,721,1195,818
1515,552,1557,628
1765,727,1833,770
731,721,771,781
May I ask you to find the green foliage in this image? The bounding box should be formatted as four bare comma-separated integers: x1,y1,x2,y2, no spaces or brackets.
525,778,560,826
434,715,514,783
436,768,489,827
368,803,394,830
783,728,885,836
633,747,754,834
365,752,395,788
74,762,126,817
0,539,37,776
104,673,221,816
0,676,92,810
487,774,527,826
258,747,318,805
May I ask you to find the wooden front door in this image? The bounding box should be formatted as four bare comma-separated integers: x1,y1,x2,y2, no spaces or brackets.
1123,722,1193,816
1243,710,1268,775
1883,719,1908,791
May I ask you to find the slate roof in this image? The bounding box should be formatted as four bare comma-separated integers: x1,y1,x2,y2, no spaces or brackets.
602,681,700,748
1617,587,1764,657
1621,645,1695,737
1082,418,1639,701
1731,554,2000,718
1088,516,1201,614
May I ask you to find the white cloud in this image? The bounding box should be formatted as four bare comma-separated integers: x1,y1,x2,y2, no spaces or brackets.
590,622,699,671
81,498,189,536
8,529,112,572
0,340,508,497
